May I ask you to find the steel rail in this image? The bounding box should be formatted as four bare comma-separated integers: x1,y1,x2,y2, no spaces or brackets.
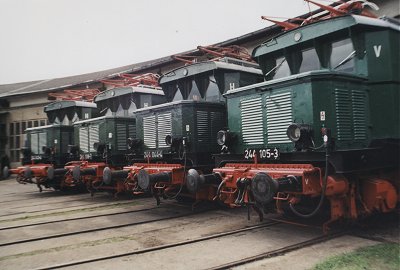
6,197,104,209
0,201,136,219
206,230,347,270
0,208,211,247
35,221,282,270
0,205,167,231
350,232,399,244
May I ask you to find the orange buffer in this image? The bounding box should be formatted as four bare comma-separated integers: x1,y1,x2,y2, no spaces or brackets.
212,163,398,226
105,163,221,205
58,161,108,193
11,164,53,190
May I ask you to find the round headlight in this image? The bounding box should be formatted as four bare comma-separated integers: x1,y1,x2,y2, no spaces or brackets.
287,124,301,142
165,135,172,146
217,130,226,146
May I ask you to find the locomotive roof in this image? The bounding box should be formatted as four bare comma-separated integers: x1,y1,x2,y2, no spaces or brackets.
253,15,400,58
73,115,134,125
134,99,225,113
44,100,97,112
159,57,262,84
94,86,164,102
225,70,367,97
25,124,71,132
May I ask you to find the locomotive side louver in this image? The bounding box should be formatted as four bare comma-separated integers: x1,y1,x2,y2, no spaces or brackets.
116,123,127,150
144,115,156,149
89,125,99,152
79,127,89,153
157,113,172,148
210,111,225,143
128,124,136,139
266,92,293,144
335,89,352,141
351,90,367,140
197,110,224,146
197,111,209,144
335,89,368,141
241,97,264,145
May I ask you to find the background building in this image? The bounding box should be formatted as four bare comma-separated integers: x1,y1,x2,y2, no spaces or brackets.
0,0,398,168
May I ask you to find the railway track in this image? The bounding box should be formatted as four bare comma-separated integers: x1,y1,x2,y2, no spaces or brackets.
0,200,141,220
0,207,211,247
207,230,347,270
4,196,106,210
0,204,170,231
34,221,283,270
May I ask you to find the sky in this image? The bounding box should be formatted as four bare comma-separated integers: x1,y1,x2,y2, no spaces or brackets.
0,0,316,84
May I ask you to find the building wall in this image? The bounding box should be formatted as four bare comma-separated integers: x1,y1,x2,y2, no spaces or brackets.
5,94,49,167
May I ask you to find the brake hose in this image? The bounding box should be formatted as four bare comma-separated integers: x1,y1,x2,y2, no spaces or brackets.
288,144,330,218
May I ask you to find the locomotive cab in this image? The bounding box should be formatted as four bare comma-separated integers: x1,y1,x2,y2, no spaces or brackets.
112,57,263,204
210,15,399,228
11,100,98,190
61,85,165,193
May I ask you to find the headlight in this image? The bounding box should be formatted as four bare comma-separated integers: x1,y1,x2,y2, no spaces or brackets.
217,130,234,146
287,124,301,142
217,130,226,146
127,138,141,149
165,135,172,146
286,123,313,143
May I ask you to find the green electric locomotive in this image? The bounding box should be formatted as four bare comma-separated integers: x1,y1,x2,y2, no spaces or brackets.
54,83,166,194
190,12,399,229
104,54,263,204
9,100,98,191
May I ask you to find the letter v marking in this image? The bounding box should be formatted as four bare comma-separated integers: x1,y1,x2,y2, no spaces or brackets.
373,45,382,58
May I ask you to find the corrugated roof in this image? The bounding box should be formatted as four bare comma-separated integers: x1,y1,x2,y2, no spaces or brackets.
0,1,351,100
0,56,173,99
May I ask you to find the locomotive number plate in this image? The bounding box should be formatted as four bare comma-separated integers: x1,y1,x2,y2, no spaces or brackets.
144,150,163,159
244,148,280,160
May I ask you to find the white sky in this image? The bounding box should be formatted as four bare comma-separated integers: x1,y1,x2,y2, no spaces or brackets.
0,0,315,84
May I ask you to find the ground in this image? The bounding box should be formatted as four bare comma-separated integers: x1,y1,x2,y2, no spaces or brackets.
0,177,398,270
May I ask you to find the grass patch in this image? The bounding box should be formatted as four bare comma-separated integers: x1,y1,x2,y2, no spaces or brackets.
312,243,400,270
0,201,139,223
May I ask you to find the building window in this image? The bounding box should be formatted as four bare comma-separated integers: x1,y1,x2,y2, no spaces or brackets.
9,119,47,162
9,123,14,136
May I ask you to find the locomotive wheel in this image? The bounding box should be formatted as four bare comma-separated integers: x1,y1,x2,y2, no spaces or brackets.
251,172,278,204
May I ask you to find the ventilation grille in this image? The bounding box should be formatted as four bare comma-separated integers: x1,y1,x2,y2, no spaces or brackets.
128,124,136,139
116,123,127,151
89,125,99,152
335,89,353,141
210,111,225,144
351,90,367,140
157,113,172,148
241,97,264,145
143,115,156,149
79,127,89,153
266,92,292,144
197,111,209,144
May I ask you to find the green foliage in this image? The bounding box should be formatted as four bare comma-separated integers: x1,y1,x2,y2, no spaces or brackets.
312,243,400,270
